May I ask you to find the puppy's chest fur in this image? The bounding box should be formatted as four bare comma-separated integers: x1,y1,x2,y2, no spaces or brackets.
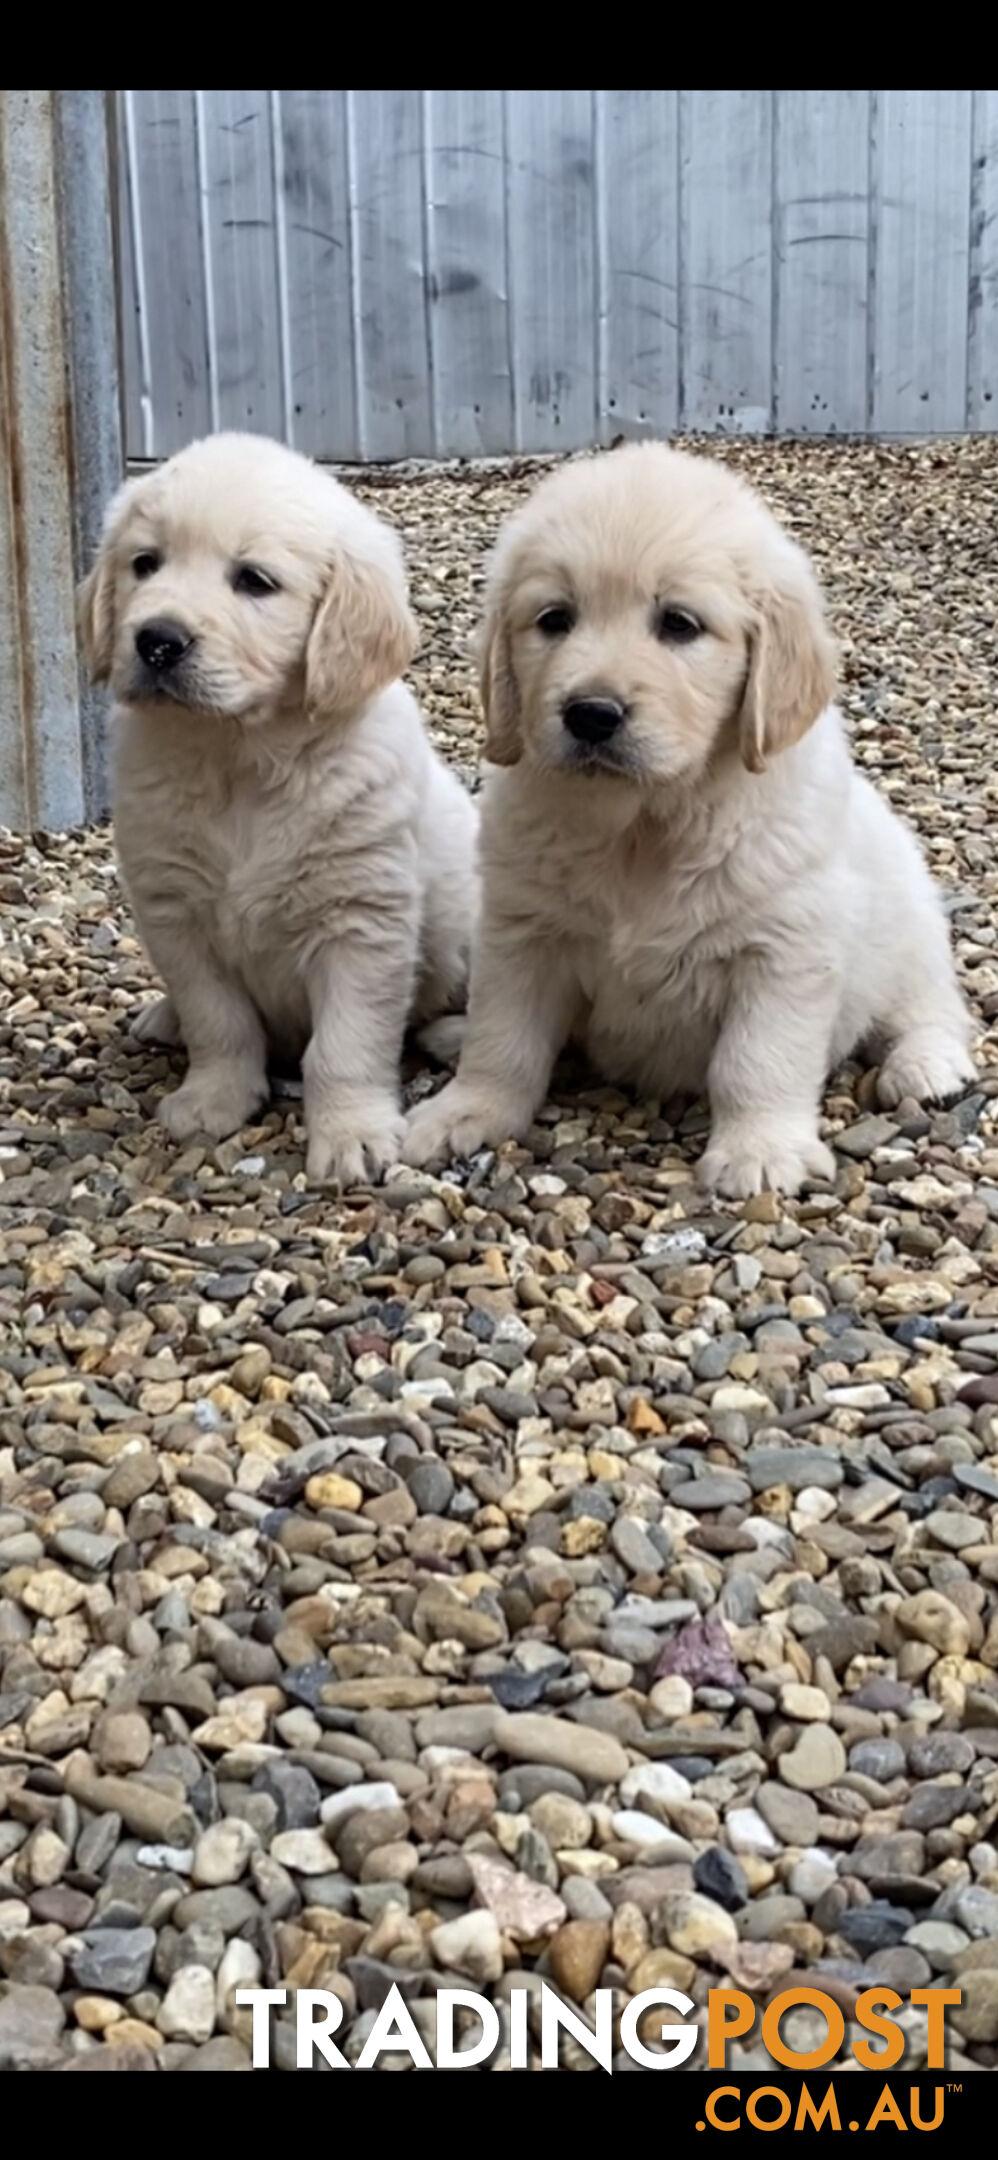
581,837,740,1089
115,712,418,1042
495,791,780,1094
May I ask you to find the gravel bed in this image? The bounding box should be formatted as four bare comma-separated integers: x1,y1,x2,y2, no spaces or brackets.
2,435,998,2071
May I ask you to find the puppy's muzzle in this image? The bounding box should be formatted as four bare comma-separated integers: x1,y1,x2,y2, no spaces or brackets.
135,619,194,674
563,697,628,746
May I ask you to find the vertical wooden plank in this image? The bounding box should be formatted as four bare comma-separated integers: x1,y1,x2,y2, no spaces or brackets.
506,88,597,452
275,89,356,459
598,89,679,441
424,88,511,458
57,90,123,818
872,89,973,433
679,90,773,433
0,93,86,826
199,88,285,437
775,90,869,434
115,92,146,460
350,89,432,460
969,88,998,431
120,89,212,455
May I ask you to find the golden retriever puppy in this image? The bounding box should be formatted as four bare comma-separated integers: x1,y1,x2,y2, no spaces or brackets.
404,443,973,1197
79,432,478,1184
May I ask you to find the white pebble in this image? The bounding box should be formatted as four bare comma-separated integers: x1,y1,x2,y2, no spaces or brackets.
319,1780,401,1827
612,1810,692,1855
157,1964,216,2043
789,1852,839,1903
619,1762,692,1810
136,1844,194,1872
725,1807,781,1857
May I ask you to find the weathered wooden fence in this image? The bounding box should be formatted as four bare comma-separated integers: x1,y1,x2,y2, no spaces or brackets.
118,89,998,461
3,89,997,832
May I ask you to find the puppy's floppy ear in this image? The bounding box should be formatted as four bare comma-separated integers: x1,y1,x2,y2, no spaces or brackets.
739,542,837,773
477,586,522,766
76,472,147,684
76,558,115,683
305,531,418,721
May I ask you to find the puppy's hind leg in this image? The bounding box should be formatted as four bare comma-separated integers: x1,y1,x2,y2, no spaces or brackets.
415,1013,466,1067
875,923,975,1111
877,1014,976,1109
409,914,473,1067
410,803,480,1050
132,995,183,1048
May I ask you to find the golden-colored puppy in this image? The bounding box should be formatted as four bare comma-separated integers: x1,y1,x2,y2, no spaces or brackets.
404,443,973,1196
80,432,478,1183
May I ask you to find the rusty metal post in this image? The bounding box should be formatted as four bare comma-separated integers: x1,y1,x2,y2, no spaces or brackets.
0,89,122,830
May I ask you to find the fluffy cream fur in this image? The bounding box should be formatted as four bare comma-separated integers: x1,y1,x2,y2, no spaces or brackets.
80,431,478,1183
404,442,974,1196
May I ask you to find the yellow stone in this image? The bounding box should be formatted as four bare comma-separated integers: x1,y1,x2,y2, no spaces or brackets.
234,1423,288,1460
743,1192,780,1224
755,1484,792,1518
630,1947,697,1993
548,1450,589,1488
305,1472,363,1512
208,1383,253,1423
627,1399,666,1437
557,1848,619,1878
190,1690,274,1748
75,1996,124,2033
456,1571,499,1597
504,1475,556,1518
106,2018,161,2049
22,1569,86,1619
562,1517,606,1556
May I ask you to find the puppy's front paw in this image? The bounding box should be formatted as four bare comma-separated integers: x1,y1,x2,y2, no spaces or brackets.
402,1083,524,1169
699,1123,836,1200
133,995,182,1047
877,1031,975,1109
306,1099,405,1187
157,1069,266,1144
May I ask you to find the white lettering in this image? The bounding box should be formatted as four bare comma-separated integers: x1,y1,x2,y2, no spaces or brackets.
236,1988,286,2069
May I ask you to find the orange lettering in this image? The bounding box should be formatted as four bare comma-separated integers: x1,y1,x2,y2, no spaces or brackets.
761,1988,845,2070
708,1989,755,2069
854,1989,904,2071
747,2087,792,2131
910,1989,961,2071
705,2087,741,2130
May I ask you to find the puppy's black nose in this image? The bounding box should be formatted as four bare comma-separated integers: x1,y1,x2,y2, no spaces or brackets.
135,620,192,672
563,697,628,745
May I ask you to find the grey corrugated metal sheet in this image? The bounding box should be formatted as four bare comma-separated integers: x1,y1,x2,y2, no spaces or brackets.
118,88,998,460
0,90,121,831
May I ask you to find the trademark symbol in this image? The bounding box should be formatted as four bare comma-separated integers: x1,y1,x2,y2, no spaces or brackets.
947,2084,963,2094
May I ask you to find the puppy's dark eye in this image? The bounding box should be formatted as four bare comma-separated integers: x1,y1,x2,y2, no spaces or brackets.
536,605,575,637
657,606,702,644
233,564,280,598
132,551,162,580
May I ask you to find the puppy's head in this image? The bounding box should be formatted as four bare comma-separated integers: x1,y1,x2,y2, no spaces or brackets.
78,433,417,726
479,443,836,786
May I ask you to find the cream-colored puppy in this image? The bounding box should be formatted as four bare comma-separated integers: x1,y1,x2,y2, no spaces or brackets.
80,432,478,1184
404,443,973,1196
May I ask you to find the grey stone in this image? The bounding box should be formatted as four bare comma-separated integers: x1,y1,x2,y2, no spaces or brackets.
69,1925,157,1995
745,1448,844,1493
0,1986,66,2067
